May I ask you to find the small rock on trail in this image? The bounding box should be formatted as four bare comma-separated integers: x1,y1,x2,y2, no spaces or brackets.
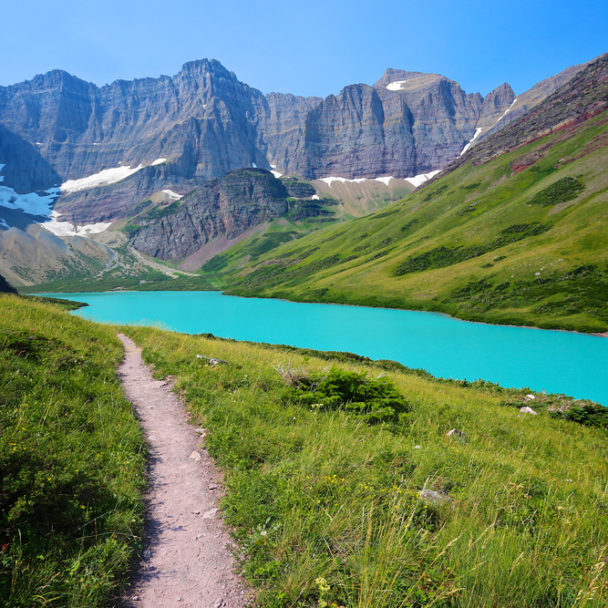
117,333,252,608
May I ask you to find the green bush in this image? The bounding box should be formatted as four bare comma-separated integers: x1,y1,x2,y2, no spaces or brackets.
283,366,411,424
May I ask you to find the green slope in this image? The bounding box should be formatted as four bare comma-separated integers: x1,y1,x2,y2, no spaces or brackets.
211,59,608,333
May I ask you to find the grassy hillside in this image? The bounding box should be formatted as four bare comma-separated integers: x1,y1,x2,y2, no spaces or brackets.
124,325,608,607
213,107,608,332
0,295,145,606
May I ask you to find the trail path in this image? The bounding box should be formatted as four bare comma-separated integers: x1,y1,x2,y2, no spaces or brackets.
117,333,251,608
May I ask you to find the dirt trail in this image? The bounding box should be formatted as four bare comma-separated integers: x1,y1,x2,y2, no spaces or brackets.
117,333,251,608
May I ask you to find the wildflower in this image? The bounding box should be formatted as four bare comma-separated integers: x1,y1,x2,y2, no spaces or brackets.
1,543,8,552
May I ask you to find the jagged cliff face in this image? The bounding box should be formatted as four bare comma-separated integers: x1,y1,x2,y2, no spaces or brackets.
0,58,526,199
257,70,516,179
0,60,268,186
0,57,590,239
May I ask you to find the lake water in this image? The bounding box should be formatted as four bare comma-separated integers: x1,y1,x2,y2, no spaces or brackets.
41,291,608,405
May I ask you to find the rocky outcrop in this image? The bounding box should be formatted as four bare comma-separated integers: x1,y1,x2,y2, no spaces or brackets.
0,126,61,193
130,169,326,260
259,70,512,179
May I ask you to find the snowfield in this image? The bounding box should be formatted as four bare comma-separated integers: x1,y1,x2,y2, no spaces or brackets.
61,158,169,194
40,210,111,237
0,185,59,217
386,80,408,91
162,189,183,200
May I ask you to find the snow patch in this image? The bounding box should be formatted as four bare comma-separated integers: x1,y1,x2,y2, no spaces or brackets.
41,210,111,237
460,127,483,156
270,169,283,178
0,185,59,216
404,170,441,188
311,194,320,200
0,218,9,229
151,158,167,166
386,80,408,91
162,189,183,200
320,176,368,187
319,172,439,189
61,164,144,194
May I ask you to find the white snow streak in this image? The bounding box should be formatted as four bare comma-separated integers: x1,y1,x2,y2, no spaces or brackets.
0,218,9,229
460,127,483,156
320,171,440,189
404,170,441,188
493,97,518,129
151,158,167,166
41,210,111,237
270,169,283,178
320,176,368,187
386,80,408,91
162,189,183,200
61,165,144,194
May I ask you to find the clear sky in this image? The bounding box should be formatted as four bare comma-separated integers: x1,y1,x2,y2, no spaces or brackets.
2,0,607,98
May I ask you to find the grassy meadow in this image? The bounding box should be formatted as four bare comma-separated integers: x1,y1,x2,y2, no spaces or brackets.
0,295,145,606
123,325,608,607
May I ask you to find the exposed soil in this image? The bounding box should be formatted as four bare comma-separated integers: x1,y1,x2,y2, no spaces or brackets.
117,333,252,608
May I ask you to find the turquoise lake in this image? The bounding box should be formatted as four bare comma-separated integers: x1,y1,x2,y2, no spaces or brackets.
42,291,608,405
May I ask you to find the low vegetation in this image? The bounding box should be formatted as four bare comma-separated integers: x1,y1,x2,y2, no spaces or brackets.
123,324,608,607
0,295,145,606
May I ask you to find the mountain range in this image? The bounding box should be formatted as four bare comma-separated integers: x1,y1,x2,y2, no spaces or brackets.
0,53,604,321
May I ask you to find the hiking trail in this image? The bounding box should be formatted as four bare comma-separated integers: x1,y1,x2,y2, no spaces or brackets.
117,333,251,608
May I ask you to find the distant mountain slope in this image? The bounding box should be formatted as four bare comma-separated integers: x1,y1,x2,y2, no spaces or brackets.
215,54,608,333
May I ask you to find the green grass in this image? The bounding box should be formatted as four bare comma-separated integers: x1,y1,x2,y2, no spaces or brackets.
212,111,608,333
0,295,145,606
123,325,608,607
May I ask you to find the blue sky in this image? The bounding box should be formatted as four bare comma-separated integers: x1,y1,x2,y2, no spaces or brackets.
2,0,607,97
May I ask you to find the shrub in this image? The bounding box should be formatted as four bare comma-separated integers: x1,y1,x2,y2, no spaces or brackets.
281,366,411,424
529,176,585,206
